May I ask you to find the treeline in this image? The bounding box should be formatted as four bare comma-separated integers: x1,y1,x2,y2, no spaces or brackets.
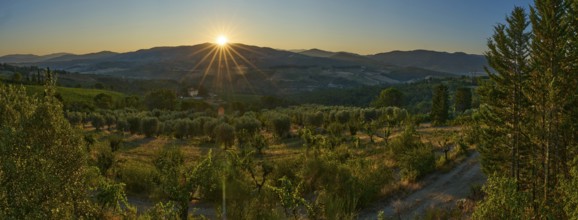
290,76,479,114
473,1,578,218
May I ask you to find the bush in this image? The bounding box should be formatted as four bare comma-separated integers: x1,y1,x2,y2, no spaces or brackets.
214,122,235,149
116,118,129,133
142,117,160,138
172,119,191,139
472,175,531,219
398,145,435,182
117,161,158,194
108,135,124,152
234,116,261,135
270,114,291,139
127,116,142,134
91,113,105,131
96,150,114,175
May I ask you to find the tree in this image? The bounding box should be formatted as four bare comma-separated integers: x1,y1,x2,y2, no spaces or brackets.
142,117,160,138
0,83,96,218
270,114,291,139
94,93,114,109
144,89,177,110
11,72,22,83
94,83,105,89
430,84,449,125
478,6,531,180
371,88,404,108
525,0,576,212
127,116,142,134
154,148,218,220
214,122,235,149
454,87,472,113
91,113,106,131
476,2,578,217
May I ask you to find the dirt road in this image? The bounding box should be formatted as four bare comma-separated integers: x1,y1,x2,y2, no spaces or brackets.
358,152,485,219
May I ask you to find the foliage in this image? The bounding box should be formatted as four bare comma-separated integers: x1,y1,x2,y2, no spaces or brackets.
454,87,472,113
0,83,97,218
472,175,531,219
430,84,449,125
372,87,404,108
154,148,219,219
214,122,235,149
475,2,578,218
94,93,114,109
142,117,160,138
144,89,177,110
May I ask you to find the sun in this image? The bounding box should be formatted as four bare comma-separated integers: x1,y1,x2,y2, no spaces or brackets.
216,35,228,46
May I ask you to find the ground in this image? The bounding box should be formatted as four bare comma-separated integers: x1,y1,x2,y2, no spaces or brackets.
359,152,485,219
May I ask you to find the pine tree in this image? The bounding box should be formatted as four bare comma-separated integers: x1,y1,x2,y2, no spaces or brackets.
475,1,578,218
478,6,531,183
526,0,575,211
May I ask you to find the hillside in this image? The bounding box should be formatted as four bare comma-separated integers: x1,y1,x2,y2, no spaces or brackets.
0,44,484,94
369,50,487,74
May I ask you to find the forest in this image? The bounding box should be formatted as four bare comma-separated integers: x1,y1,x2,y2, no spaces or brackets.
1,0,578,219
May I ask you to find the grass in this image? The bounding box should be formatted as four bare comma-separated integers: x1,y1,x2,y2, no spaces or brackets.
25,85,126,104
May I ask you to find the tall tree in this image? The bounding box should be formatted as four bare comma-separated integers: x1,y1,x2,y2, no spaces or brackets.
478,6,531,184
430,84,449,126
475,1,578,218
527,0,575,209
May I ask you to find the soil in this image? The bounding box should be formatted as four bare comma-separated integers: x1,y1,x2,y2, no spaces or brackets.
358,152,485,219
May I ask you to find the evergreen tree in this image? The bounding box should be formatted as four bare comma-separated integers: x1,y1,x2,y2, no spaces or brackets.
430,84,449,126
478,6,531,183
526,0,575,212
475,1,578,218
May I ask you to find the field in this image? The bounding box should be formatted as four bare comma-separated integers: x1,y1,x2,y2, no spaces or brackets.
75,105,478,219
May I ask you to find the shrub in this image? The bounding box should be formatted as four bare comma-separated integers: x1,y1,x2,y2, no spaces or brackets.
117,161,158,194
172,119,190,139
214,122,235,149
127,116,142,134
271,114,291,139
96,150,114,175
142,117,159,138
108,135,124,152
91,113,105,131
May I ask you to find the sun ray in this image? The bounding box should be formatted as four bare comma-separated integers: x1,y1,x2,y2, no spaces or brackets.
198,46,220,88
178,45,219,83
228,45,280,90
224,48,257,94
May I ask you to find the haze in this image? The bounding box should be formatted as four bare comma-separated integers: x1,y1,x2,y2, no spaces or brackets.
0,0,532,56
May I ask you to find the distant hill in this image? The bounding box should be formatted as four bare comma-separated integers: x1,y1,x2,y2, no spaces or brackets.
299,49,335,58
0,53,72,63
369,50,486,74
0,44,485,94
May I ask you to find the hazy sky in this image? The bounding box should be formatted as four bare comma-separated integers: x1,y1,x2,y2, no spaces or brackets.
0,0,533,56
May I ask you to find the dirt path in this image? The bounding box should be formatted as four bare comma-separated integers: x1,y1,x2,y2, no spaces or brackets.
358,152,485,220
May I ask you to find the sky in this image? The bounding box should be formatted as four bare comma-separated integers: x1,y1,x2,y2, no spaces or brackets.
0,0,534,56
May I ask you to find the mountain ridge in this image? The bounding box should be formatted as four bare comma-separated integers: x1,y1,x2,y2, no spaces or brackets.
0,43,486,94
